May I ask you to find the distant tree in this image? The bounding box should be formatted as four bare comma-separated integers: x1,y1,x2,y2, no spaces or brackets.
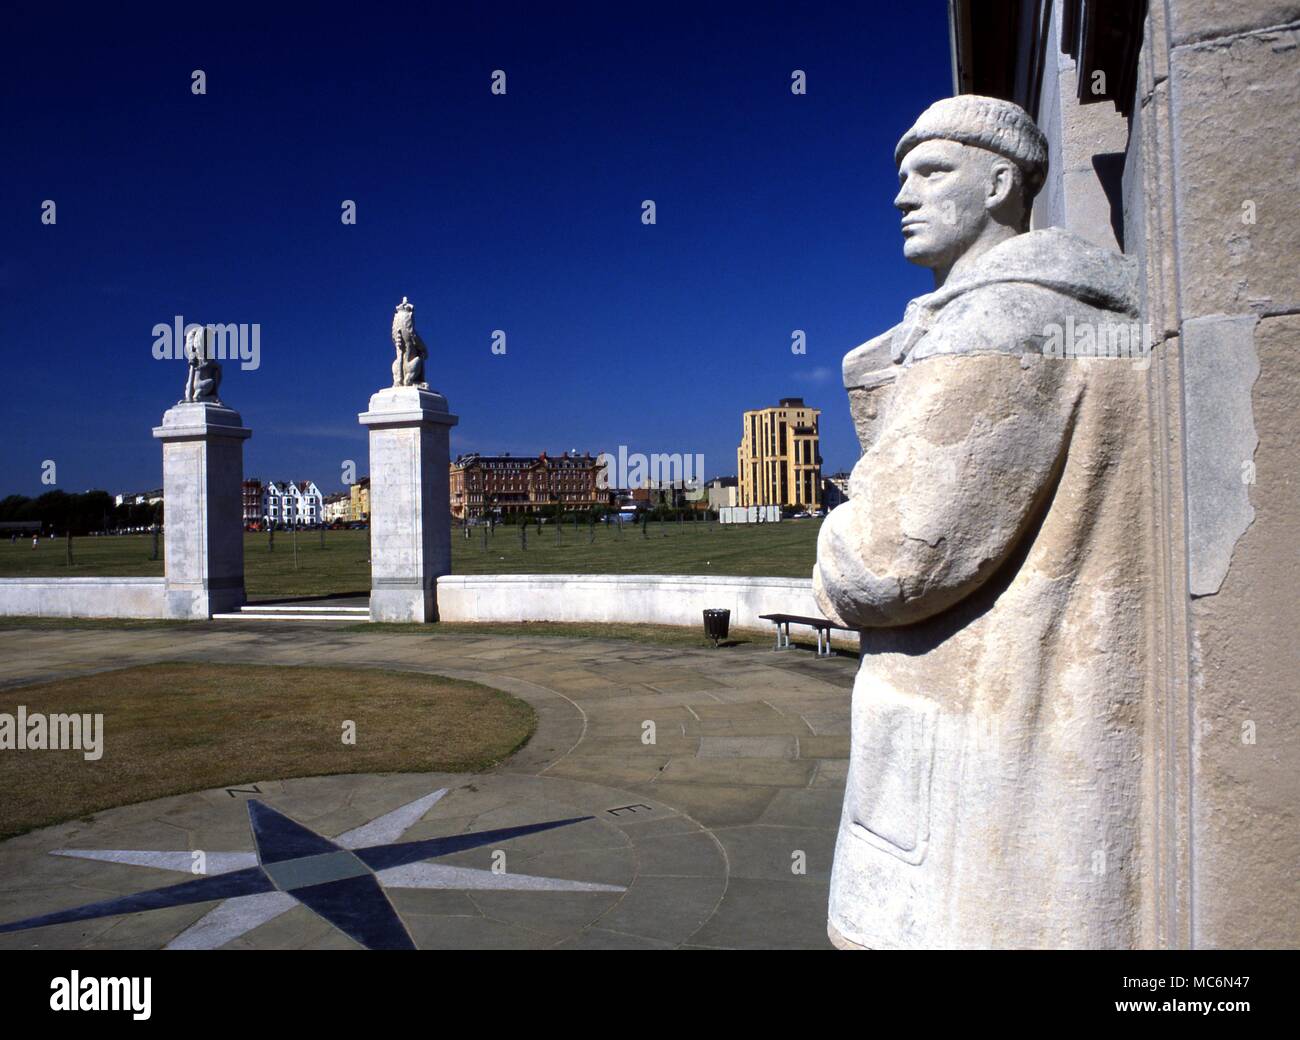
33,490,70,532
70,490,114,534
0,495,31,523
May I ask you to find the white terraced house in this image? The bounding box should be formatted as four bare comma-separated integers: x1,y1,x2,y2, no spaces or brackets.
262,480,325,527
322,492,351,523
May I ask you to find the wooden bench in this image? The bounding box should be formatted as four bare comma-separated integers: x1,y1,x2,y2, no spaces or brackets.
758,613,857,658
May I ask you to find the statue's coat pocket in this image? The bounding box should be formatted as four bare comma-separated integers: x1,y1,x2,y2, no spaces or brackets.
848,687,936,865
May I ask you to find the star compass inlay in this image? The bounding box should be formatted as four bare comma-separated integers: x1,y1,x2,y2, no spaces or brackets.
0,787,626,950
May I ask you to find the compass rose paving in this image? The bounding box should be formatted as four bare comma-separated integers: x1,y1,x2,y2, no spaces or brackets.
0,622,855,949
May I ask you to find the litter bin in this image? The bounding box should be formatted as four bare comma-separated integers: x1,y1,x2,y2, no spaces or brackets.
702,608,731,648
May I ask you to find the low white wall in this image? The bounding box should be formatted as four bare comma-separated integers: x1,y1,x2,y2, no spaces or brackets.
436,573,856,645
718,505,782,524
0,577,168,619
0,572,855,641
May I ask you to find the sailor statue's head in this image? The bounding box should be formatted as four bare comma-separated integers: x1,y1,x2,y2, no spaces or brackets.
893,95,1048,285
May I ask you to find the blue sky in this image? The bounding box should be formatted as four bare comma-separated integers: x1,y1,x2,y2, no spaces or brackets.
0,1,952,497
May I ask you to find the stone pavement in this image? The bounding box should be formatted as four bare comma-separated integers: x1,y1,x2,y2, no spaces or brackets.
0,623,855,950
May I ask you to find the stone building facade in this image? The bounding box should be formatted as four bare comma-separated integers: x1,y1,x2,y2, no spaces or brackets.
348,476,370,522
449,451,606,520
949,0,1299,948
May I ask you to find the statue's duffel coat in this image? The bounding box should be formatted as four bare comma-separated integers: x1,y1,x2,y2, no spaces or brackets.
816,228,1153,949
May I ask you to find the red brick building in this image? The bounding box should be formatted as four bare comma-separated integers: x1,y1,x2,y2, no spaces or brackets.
241,479,263,527
449,452,608,520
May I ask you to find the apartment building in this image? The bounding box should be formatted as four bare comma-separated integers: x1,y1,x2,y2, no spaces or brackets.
736,398,821,509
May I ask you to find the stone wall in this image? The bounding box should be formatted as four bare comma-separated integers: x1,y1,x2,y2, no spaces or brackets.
1148,0,1300,949
0,577,167,619
1031,2,1128,249
436,573,857,645
1113,0,1300,948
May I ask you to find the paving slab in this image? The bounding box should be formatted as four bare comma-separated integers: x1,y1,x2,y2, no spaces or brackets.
687,877,834,950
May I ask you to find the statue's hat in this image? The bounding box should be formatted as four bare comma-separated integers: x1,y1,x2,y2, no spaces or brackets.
896,95,1048,194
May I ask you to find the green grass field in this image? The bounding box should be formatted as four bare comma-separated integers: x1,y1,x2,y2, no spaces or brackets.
0,519,822,599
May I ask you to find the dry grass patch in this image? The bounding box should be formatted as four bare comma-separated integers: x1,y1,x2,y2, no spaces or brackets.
0,662,535,840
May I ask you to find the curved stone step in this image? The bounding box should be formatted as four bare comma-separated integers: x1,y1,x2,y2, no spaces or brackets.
212,612,367,622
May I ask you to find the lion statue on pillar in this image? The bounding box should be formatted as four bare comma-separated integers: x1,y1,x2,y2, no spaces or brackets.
182,324,222,404
391,296,429,389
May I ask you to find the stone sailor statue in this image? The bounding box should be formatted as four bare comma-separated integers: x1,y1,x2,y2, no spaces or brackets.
815,96,1152,948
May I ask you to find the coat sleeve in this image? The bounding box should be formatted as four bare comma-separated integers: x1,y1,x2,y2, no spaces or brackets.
814,351,1081,628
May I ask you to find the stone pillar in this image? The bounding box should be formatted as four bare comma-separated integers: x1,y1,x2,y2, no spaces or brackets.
152,402,252,619
358,387,458,622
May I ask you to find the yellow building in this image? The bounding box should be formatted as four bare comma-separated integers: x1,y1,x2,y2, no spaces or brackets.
348,477,370,522
736,397,821,509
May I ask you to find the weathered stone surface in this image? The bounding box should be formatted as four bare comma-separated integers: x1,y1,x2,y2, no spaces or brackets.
1031,9,1127,250
1124,76,1180,340
1169,0,1300,46
0,577,165,619
1170,26,1300,316
1187,314,1300,948
688,877,833,949
1182,315,1261,596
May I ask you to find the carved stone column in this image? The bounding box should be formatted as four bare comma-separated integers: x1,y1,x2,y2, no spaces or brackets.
358,386,458,622
152,402,252,619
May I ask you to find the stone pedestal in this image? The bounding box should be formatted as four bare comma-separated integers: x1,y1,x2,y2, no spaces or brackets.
358,387,459,622
152,402,252,619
